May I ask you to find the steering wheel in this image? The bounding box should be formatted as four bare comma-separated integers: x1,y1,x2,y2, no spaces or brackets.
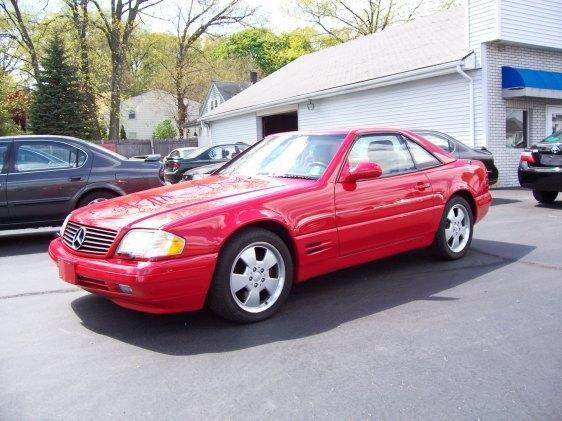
307,161,327,175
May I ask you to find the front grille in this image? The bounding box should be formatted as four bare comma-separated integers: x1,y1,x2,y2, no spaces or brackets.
62,221,118,255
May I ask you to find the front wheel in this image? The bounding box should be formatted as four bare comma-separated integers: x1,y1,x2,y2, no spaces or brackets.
532,190,558,204
428,196,474,260
208,228,293,323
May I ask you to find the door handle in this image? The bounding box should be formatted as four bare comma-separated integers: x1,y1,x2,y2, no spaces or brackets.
68,176,83,182
414,182,430,191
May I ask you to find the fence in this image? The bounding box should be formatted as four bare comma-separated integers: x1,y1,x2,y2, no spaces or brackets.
93,138,199,158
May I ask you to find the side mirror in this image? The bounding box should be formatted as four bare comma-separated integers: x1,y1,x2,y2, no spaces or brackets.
340,161,382,182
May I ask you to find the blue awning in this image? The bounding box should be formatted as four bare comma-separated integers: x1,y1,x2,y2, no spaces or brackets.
502,67,562,99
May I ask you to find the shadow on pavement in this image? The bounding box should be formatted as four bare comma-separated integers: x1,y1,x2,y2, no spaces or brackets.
0,230,57,257
71,239,534,356
536,201,562,210
492,197,522,206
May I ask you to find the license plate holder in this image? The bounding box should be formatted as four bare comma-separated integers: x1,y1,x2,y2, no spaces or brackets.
58,259,77,284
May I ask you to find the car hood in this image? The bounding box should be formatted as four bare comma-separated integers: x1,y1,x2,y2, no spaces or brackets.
70,175,310,231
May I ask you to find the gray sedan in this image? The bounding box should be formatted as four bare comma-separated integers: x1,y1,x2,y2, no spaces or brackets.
0,135,164,230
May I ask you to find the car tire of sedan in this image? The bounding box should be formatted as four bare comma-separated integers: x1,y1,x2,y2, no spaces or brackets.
77,191,118,208
428,196,473,261
208,228,293,323
532,190,558,204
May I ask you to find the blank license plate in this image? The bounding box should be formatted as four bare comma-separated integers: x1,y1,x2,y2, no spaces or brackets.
58,259,77,284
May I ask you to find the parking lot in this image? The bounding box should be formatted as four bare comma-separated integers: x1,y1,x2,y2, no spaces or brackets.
1,189,561,419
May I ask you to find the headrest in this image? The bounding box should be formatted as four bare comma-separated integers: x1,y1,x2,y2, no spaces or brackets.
368,140,394,152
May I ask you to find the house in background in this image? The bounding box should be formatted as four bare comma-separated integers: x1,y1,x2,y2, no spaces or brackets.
200,0,562,187
197,74,256,144
120,90,200,139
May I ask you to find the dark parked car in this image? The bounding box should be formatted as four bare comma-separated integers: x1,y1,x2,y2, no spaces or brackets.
181,162,223,181
518,131,562,203
164,143,249,183
414,130,499,185
0,135,164,230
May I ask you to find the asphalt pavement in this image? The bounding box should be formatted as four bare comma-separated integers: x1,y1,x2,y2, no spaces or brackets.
1,189,561,420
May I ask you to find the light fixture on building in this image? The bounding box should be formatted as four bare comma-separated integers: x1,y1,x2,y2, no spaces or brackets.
307,99,315,111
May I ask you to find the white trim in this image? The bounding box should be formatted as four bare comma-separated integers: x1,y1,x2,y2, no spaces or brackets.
255,104,298,117
201,56,476,122
456,64,475,147
481,42,489,148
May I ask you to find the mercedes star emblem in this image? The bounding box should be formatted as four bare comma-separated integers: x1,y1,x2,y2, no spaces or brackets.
71,227,87,250
551,145,561,154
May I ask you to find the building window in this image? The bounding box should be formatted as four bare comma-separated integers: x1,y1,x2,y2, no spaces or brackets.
506,109,528,148
210,99,219,110
128,110,136,120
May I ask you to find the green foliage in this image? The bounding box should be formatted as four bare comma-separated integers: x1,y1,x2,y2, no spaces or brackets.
0,72,22,136
29,35,93,139
120,125,127,140
216,28,318,75
153,119,177,140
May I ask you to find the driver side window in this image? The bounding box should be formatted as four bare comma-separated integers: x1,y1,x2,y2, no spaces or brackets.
15,141,86,172
349,134,415,176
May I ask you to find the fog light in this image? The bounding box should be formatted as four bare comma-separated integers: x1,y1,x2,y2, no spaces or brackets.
118,284,133,294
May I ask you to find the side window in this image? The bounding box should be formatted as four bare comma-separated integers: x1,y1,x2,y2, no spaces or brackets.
403,137,441,169
15,142,86,172
208,147,221,160
169,150,179,158
0,143,9,172
348,134,415,176
422,133,452,152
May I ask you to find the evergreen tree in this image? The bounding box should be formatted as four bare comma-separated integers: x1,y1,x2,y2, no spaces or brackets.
29,35,94,139
120,125,127,140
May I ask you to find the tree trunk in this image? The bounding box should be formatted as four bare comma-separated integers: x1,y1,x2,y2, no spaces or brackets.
108,50,123,141
176,92,187,140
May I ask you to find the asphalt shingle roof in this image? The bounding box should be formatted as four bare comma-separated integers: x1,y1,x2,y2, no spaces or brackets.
214,81,252,101
203,7,467,119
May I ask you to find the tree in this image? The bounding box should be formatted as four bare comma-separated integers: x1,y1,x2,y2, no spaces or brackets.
29,35,91,138
0,71,20,135
0,0,40,81
90,0,163,140
120,124,127,139
217,27,318,75
167,0,255,138
153,119,177,140
64,0,103,139
293,0,429,42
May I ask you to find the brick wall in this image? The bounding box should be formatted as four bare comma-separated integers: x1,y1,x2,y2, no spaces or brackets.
484,43,562,187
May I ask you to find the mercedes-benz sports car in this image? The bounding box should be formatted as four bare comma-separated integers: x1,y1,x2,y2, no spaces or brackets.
49,128,491,323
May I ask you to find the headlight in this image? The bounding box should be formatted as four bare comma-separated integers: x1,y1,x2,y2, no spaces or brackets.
116,229,185,259
60,214,72,237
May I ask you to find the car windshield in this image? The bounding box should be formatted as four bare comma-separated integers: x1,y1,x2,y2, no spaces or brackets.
180,148,203,158
542,131,562,144
219,133,346,179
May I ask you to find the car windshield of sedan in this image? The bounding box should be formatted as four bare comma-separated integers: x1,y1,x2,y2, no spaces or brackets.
218,133,346,179
181,147,206,158
542,131,561,144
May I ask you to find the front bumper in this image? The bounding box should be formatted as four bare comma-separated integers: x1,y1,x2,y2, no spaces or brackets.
164,171,182,184
49,238,217,314
518,163,562,191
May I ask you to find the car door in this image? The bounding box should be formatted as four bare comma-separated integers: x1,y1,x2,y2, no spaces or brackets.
7,139,91,224
335,133,437,256
0,140,11,225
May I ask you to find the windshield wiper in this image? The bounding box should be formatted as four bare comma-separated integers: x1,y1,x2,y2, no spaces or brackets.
271,174,317,180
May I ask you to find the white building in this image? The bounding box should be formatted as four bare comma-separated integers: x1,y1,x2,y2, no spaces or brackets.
120,90,200,139
200,1,562,187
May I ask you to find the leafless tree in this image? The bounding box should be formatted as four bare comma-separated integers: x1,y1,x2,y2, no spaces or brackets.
166,0,256,138
0,0,40,80
65,0,103,139
294,0,426,42
90,0,163,140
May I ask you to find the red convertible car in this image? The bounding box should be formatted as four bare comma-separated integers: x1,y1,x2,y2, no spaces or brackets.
49,128,491,323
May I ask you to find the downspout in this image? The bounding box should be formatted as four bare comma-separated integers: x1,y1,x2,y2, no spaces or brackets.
456,62,475,147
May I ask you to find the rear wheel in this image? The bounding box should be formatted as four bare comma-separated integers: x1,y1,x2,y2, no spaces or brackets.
428,196,473,260
532,190,558,204
77,191,117,208
208,228,293,323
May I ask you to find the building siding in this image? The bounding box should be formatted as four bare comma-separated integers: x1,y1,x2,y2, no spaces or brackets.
207,114,259,146
467,0,498,66
500,0,562,50
201,85,224,116
298,73,477,147
484,43,562,187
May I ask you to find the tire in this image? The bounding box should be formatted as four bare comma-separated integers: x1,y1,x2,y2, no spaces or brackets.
428,196,474,261
76,191,118,208
208,228,293,323
532,190,558,204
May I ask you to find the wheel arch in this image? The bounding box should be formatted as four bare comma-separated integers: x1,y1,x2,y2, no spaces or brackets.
71,184,125,209
450,189,477,220
218,219,297,270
